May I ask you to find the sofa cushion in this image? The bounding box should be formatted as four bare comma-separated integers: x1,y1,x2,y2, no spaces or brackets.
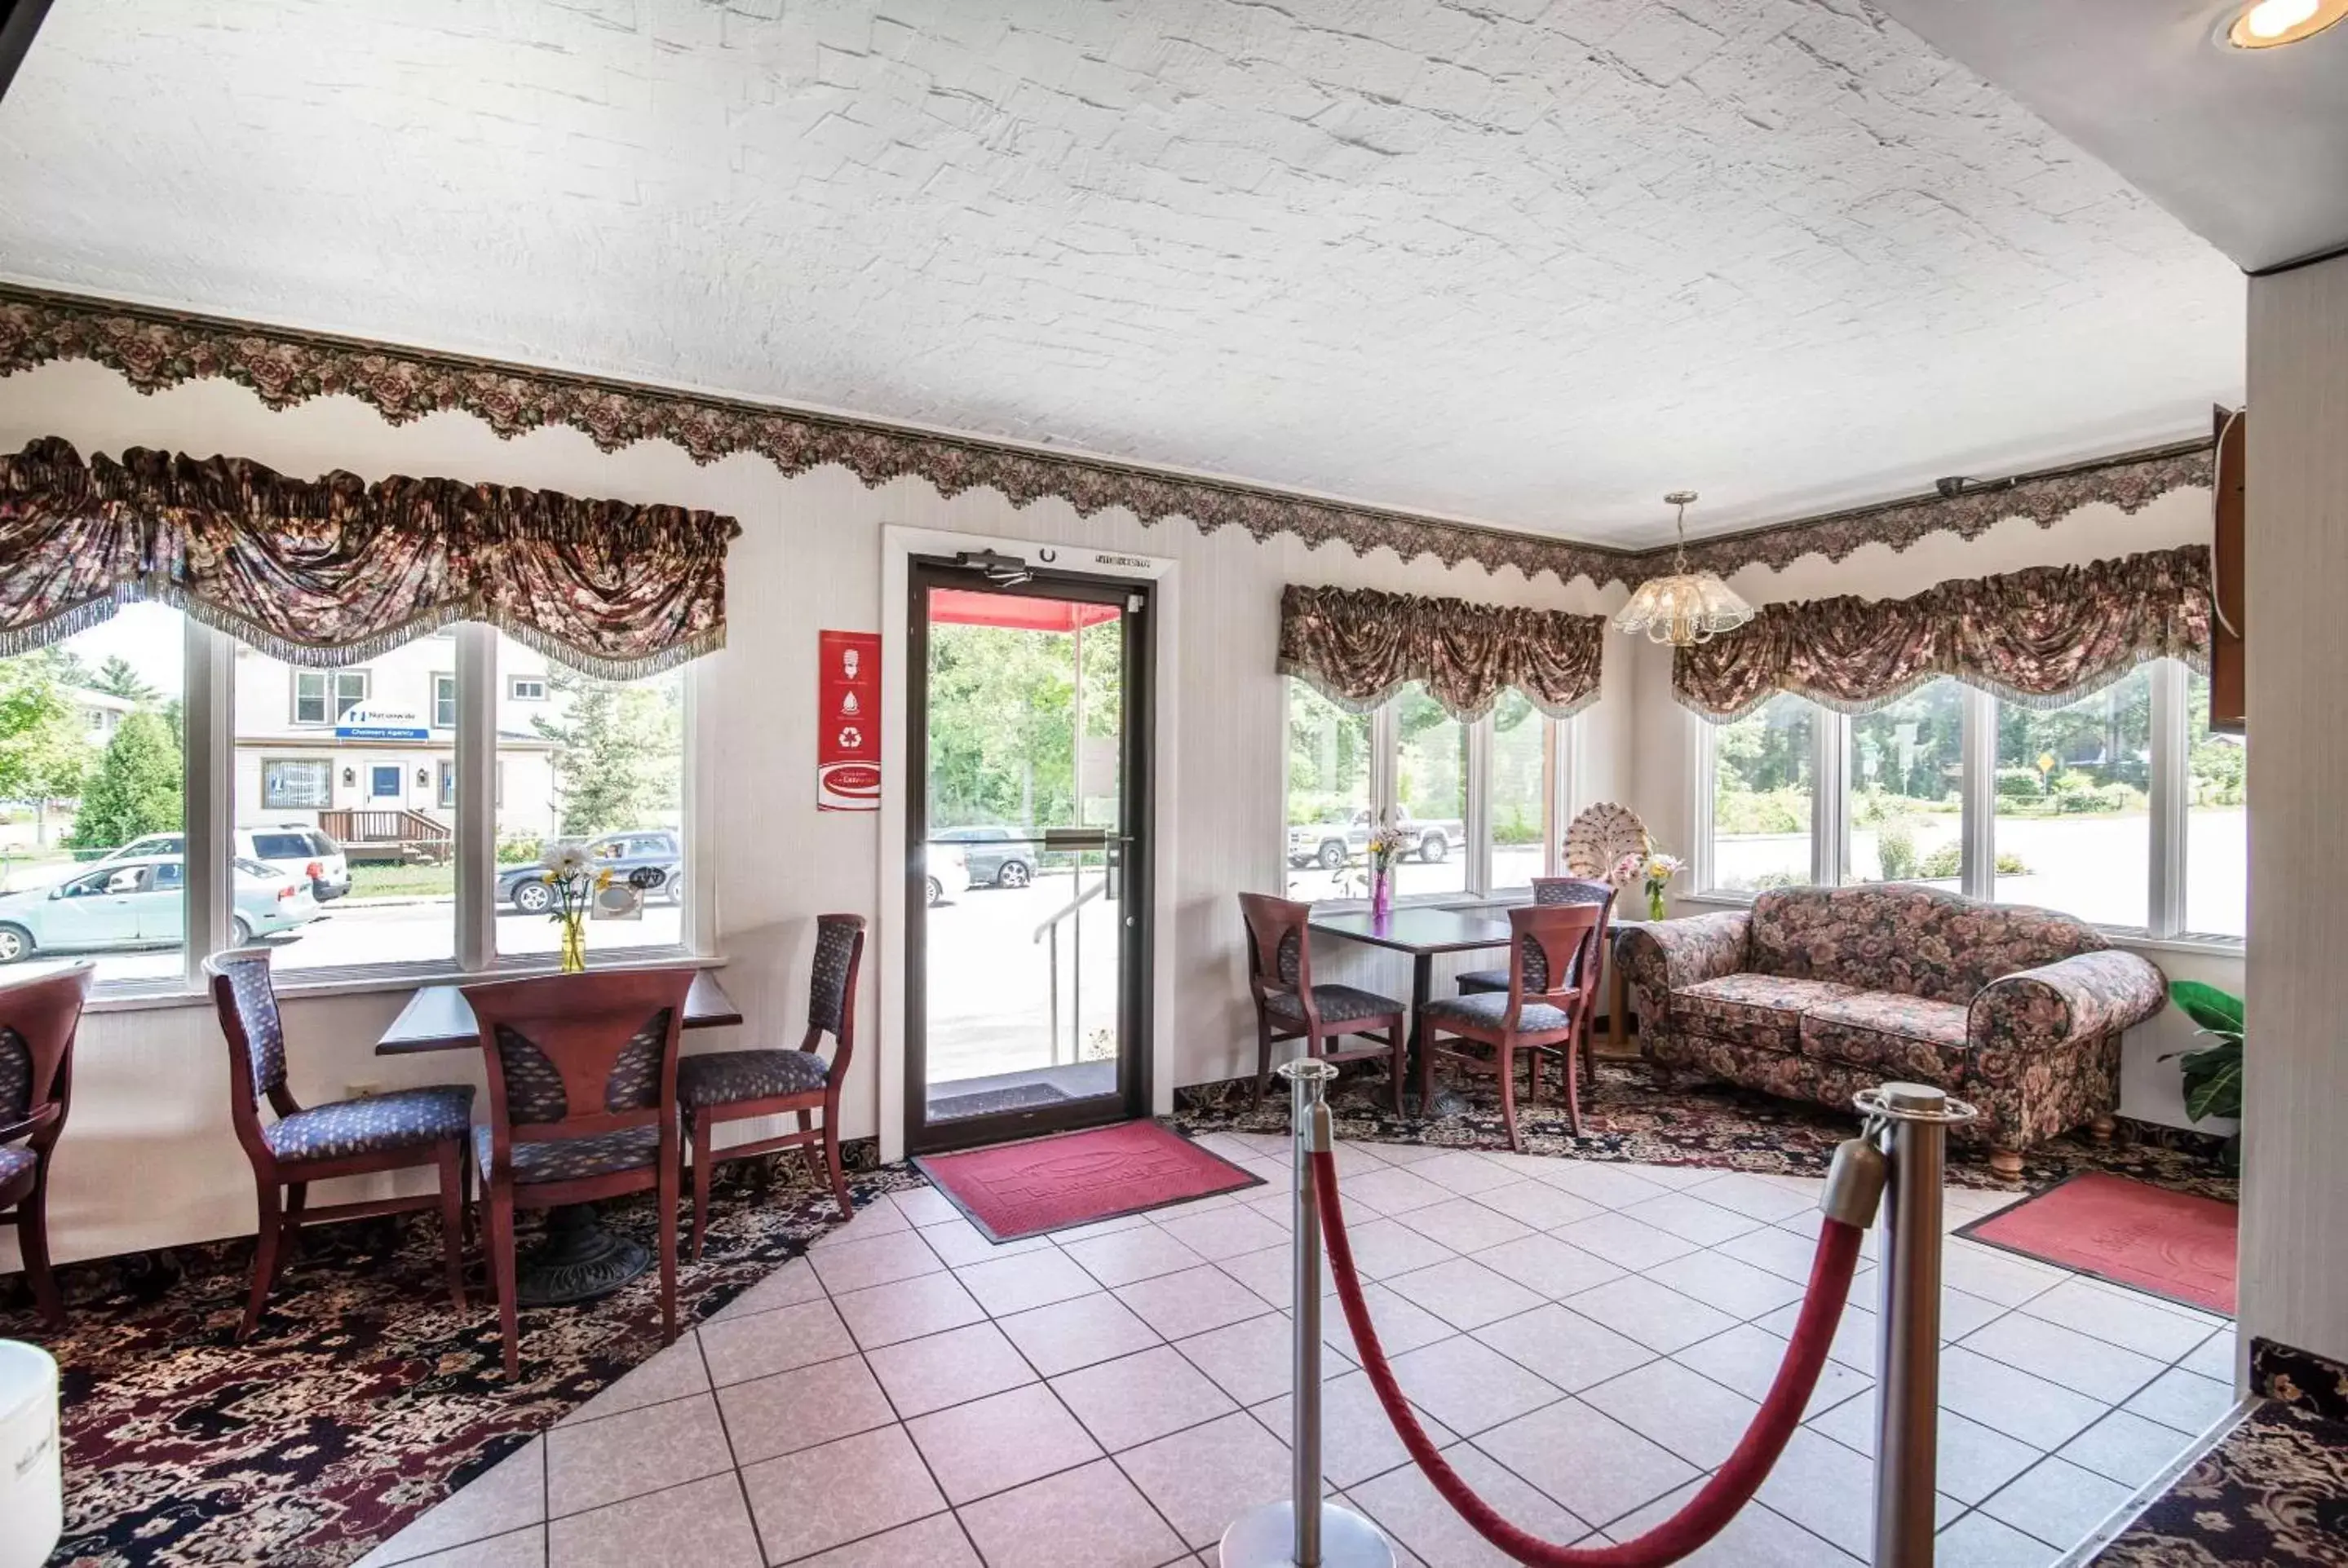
1671,974,1857,1053
1747,884,2107,1005
1797,991,1971,1086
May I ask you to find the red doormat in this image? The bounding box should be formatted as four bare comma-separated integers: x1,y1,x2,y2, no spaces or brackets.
1958,1170,2238,1315
914,1120,1263,1242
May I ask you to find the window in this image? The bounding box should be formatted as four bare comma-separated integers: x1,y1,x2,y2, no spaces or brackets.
1708,692,1815,894
1394,683,1468,899
1847,679,1963,884
262,758,332,809
1698,659,2243,941
509,676,546,701
494,633,685,961
1487,689,1549,891
1284,681,1373,901
1281,676,1568,905
293,669,368,725
434,674,458,730
2185,671,2245,939
1993,667,2151,930
0,603,188,987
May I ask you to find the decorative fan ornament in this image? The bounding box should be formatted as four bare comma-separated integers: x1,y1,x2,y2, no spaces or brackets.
1611,491,1755,647
1563,802,1651,883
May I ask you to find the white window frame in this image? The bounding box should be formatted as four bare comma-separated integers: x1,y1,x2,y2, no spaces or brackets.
85,620,714,1005
1279,676,1573,908
432,672,458,730
1688,659,2241,951
292,668,369,726
260,756,334,811
509,675,547,701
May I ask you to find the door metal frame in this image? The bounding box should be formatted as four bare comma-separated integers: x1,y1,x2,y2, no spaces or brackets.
876,527,1180,1164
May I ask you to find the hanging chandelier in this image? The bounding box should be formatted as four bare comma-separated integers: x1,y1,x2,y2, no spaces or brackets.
1612,490,1754,647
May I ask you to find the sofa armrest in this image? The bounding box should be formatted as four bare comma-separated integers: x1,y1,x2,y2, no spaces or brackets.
1969,949,2167,1054
1617,910,1750,1040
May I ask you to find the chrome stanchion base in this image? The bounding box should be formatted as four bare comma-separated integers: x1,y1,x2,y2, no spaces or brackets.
1220,1500,1395,1568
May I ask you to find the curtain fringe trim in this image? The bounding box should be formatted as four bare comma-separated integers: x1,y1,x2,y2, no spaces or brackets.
1275,660,1602,726
1678,651,2213,725
7,583,722,681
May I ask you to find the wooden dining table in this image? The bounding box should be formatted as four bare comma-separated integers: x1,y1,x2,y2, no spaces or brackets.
374,966,741,1305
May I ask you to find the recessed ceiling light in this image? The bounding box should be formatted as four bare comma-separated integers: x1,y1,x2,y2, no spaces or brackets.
2227,0,2348,47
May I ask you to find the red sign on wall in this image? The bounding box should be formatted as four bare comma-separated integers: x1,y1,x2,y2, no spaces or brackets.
817,629,882,811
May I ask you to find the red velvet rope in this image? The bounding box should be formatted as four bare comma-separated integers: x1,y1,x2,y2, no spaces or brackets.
1310,1149,1865,1567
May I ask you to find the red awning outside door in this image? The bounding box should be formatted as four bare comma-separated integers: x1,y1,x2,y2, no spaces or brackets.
929,587,1121,634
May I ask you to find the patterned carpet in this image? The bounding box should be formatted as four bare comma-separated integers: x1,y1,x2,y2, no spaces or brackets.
2090,1402,2348,1566
1172,1057,2240,1200
2,1155,919,1568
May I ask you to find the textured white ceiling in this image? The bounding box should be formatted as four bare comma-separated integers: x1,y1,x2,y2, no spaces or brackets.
0,0,2244,544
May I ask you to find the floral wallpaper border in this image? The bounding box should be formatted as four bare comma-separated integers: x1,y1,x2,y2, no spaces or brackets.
0,283,2212,591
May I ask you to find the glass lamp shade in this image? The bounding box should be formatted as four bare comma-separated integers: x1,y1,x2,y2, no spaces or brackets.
1612,571,1754,647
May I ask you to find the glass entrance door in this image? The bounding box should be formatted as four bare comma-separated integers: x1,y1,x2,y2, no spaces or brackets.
905,558,1152,1154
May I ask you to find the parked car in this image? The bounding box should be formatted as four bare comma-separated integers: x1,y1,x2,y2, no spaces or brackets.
497,829,683,913
924,842,969,908
933,825,1037,888
0,855,321,963
1284,808,1466,870
99,824,353,902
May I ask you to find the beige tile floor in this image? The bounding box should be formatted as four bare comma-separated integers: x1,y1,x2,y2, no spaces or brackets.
358,1135,2236,1568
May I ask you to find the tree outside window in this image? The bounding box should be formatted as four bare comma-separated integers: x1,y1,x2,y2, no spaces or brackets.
1709,692,1814,892
1846,679,1963,883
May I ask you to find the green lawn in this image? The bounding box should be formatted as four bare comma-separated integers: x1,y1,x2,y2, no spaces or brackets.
349,863,458,900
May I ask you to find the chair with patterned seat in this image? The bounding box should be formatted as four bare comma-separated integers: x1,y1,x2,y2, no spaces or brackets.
466,967,693,1377
678,913,864,1253
1240,893,1410,1112
0,962,93,1328
208,947,475,1341
1420,900,1607,1150
1456,876,1616,1087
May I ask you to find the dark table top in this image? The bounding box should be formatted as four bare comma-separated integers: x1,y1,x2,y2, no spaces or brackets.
1307,905,1516,956
375,968,743,1055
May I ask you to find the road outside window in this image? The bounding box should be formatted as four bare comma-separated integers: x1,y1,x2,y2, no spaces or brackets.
1394,683,1467,899
0,604,188,983
1284,679,1372,902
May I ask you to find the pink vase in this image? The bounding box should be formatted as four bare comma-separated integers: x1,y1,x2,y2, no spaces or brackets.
1371,868,1394,923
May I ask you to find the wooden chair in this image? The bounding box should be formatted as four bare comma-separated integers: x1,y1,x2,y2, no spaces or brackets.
208,948,475,1341
0,963,93,1327
1418,902,1607,1150
466,968,692,1377
1457,876,1615,1087
677,914,864,1253
1239,893,1410,1112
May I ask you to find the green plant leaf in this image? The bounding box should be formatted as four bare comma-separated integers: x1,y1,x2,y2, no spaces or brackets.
2169,979,2244,1036
2183,1053,2244,1122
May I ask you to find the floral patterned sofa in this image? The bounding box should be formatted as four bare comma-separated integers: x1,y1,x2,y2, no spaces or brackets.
1617,885,2166,1173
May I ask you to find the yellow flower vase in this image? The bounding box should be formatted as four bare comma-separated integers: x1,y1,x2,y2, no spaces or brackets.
559,915,587,974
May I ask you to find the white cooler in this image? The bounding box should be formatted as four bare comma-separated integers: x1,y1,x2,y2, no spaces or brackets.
0,1340,61,1568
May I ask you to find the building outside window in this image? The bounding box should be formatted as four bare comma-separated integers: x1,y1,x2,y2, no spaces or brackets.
509,675,546,700
433,673,458,730
263,758,334,810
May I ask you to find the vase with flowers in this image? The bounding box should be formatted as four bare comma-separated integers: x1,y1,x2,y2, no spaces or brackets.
1611,846,1687,922
1365,813,1408,923
536,841,612,973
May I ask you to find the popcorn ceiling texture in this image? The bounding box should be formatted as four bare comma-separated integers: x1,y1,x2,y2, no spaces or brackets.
0,0,2242,543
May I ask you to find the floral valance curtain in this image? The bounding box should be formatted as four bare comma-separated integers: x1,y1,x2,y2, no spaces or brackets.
0,437,740,677
1278,584,1607,721
1673,545,2212,721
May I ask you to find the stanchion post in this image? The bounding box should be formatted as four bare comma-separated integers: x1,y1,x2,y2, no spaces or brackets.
1863,1080,1973,1568
1220,1059,1392,1568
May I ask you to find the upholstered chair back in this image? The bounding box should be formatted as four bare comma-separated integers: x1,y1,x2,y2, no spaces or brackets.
467,969,692,1138
0,962,92,1141
1529,877,1616,988
1508,901,1606,1005
207,947,293,1106
1746,884,2108,1005
1238,893,1313,997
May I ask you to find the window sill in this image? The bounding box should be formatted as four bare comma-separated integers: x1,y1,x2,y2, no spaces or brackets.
1681,890,2244,959
81,947,726,1015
